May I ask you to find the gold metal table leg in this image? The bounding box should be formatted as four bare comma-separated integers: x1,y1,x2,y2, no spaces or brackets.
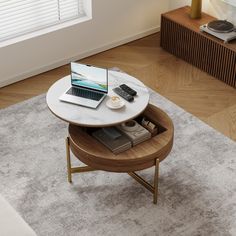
71,166,95,173
153,158,159,204
66,137,72,183
128,158,160,204
66,137,96,183
127,172,154,193
66,136,160,204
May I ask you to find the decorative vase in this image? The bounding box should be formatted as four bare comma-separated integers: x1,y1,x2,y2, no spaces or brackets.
190,0,202,19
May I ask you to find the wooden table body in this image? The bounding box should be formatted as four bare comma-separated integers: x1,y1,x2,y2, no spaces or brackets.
66,104,174,204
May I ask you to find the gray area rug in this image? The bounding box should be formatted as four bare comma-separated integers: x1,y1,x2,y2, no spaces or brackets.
0,90,236,236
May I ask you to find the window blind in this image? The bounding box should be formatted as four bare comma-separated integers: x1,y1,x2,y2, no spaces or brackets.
0,0,85,42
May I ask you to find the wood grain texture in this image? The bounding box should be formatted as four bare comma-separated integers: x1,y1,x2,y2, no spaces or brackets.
0,33,235,141
206,104,236,141
68,104,174,172
161,6,236,88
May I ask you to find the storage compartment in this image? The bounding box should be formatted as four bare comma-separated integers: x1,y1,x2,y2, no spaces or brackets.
86,112,167,139
68,103,174,158
134,114,167,137
85,106,169,155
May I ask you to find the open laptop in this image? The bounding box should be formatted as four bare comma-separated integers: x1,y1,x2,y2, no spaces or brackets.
59,62,108,109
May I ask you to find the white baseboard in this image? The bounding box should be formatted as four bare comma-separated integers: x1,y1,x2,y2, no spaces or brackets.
0,26,160,88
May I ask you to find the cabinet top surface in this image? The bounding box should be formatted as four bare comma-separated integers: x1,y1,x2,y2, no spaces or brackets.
162,6,236,50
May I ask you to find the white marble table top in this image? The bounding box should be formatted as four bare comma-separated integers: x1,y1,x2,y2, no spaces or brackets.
46,70,150,127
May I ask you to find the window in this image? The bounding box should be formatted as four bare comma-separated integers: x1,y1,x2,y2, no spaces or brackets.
0,0,85,42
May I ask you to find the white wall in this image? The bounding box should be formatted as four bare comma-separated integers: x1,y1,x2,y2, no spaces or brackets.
0,0,169,87
169,0,236,24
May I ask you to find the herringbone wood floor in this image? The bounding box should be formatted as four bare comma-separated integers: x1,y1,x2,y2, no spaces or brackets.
0,33,236,141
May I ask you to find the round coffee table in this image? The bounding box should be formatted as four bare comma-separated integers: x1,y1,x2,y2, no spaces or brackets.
67,104,174,204
47,70,174,204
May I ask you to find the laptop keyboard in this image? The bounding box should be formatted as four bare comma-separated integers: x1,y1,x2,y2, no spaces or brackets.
66,87,104,101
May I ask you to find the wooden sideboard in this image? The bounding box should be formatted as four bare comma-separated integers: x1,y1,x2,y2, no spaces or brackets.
160,6,236,88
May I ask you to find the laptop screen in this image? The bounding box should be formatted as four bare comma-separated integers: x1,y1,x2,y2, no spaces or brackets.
70,62,108,93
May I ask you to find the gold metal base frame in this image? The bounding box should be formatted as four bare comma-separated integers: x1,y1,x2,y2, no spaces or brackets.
66,137,160,204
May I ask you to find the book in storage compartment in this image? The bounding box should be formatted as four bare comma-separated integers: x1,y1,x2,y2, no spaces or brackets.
92,127,132,154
